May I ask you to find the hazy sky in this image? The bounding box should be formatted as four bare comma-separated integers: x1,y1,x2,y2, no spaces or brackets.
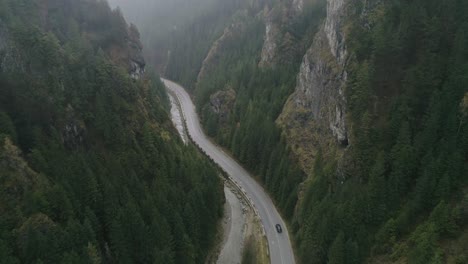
106,0,225,42
107,0,219,25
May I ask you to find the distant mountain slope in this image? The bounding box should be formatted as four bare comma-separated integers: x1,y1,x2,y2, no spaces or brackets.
0,0,223,263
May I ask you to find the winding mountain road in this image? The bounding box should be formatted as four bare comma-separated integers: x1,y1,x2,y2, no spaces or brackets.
163,79,296,264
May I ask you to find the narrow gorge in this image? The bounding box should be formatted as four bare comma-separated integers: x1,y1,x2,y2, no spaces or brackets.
1,0,466,263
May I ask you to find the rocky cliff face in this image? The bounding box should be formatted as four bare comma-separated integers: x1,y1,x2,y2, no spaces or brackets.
322,0,348,143
278,0,349,174
324,0,347,65
293,0,304,12
209,87,236,124
259,14,280,67
127,25,146,79
109,28,146,80
258,0,306,68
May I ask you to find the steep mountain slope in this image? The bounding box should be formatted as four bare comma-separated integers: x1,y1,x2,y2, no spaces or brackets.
278,0,348,175
0,0,223,263
195,0,327,218
116,0,467,263
108,0,251,83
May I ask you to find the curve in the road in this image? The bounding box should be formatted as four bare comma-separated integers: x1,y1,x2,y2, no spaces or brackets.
163,78,296,264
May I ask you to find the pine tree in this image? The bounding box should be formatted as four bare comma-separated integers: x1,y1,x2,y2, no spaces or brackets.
328,232,345,264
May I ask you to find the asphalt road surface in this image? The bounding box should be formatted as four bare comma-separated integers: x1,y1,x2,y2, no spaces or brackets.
163,78,296,264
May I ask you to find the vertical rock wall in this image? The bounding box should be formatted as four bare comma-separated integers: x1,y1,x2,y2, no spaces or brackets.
278,0,350,174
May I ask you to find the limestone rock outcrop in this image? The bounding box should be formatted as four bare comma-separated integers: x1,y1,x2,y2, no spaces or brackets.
209,87,236,124
278,0,350,174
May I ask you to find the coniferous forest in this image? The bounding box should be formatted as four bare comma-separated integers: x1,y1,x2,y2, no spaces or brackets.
112,0,468,263
197,1,468,262
1,0,467,263
0,0,223,263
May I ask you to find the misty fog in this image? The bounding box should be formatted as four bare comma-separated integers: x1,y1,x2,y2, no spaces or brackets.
106,0,244,70
107,0,221,38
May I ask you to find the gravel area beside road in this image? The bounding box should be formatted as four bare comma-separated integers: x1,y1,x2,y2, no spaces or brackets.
217,186,246,264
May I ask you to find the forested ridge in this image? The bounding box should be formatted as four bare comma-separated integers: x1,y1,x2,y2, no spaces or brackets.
114,0,468,263
317,1,468,262
0,0,223,263
200,0,468,262
108,0,248,82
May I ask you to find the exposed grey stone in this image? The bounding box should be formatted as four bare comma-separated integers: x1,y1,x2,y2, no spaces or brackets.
325,0,347,65
128,44,145,79
259,18,280,67
61,105,86,149
130,60,145,80
292,0,304,12
209,88,236,123
282,0,349,145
